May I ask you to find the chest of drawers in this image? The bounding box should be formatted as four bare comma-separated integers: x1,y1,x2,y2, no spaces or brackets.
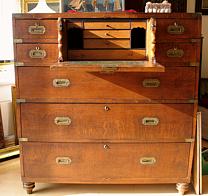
13,13,201,195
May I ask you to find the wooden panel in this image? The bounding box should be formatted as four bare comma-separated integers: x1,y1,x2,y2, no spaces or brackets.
69,49,146,60
156,19,201,40
17,66,196,101
84,22,130,29
22,142,190,181
16,44,58,64
156,42,200,64
14,20,58,42
84,30,130,39
67,22,83,29
84,39,130,49
131,21,147,29
20,103,194,142
0,106,4,148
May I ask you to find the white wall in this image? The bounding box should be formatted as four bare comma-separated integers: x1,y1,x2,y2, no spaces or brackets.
187,0,208,78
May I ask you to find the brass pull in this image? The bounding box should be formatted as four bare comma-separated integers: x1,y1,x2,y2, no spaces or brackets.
140,157,156,165
104,106,110,111
28,23,46,35
101,65,118,74
106,24,113,29
56,157,72,165
104,144,110,149
167,48,184,58
142,117,159,126
167,22,185,34
54,117,72,126
53,79,70,88
29,47,46,58
142,79,160,88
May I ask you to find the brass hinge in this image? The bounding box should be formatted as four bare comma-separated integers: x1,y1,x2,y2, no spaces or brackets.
185,138,195,143
14,38,23,44
191,39,200,43
190,62,200,67
101,65,118,74
15,62,24,67
16,99,26,104
19,138,28,142
188,99,198,104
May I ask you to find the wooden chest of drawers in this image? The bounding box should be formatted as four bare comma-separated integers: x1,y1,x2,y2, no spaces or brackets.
13,13,201,195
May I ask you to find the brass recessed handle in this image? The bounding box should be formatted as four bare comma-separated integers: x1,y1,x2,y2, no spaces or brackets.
142,117,159,126
167,48,184,58
142,79,160,88
56,157,72,165
29,47,46,59
140,157,156,165
28,23,46,35
53,79,70,88
54,117,72,126
167,22,185,34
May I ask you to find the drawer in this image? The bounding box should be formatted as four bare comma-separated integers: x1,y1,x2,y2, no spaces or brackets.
14,20,58,42
156,19,201,40
84,22,130,29
84,39,130,49
20,103,194,142
84,30,130,39
17,67,196,101
22,142,190,182
156,42,200,64
15,44,58,64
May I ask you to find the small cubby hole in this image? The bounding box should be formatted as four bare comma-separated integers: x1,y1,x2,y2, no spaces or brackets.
68,28,83,49
131,27,146,49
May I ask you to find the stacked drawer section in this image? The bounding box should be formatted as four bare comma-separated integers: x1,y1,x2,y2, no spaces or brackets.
13,14,200,189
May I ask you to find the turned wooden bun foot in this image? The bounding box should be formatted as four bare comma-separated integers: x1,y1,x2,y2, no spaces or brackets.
23,182,35,194
176,183,189,195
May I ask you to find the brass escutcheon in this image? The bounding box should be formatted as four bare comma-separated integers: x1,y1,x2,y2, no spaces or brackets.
56,157,72,165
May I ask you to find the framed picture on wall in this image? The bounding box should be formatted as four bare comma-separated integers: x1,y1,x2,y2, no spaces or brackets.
21,0,60,13
196,0,208,15
61,0,125,12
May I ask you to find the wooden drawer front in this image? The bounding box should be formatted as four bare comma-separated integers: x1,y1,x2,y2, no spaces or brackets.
84,39,130,49
156,19,201,40
84,30,130,39
14,20,58,42
156,42,200,63
20,103,194,142
17,67,196,101
16,44,58,64
22,142,190,181
69,49,146,60
84,22,130,29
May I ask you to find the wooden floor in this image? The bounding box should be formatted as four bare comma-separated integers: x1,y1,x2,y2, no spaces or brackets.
0,158,208,196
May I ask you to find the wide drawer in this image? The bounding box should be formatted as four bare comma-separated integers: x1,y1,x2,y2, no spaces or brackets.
156,42,200,64
84,22,130,29
15,44,58,64
14,20,58,42
84,30,130,39
156,19,201,40
19,103,194,142
21,142,190,182
16,66,197,101
83,39,130,49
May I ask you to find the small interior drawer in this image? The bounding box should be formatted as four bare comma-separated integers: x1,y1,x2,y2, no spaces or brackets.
84,22,130,29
